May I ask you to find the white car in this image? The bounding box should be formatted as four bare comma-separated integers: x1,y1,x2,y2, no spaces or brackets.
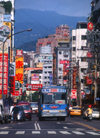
30,102,38,113
92,108,100,119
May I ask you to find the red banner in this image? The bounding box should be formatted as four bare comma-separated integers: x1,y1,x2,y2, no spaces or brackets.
0,53,8,95
26,84,42,91
9,76,15,94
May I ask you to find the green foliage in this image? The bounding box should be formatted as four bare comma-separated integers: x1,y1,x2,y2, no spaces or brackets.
0,1,12,14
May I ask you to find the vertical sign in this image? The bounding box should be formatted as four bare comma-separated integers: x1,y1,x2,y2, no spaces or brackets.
15,56,24,84
0,42,8,95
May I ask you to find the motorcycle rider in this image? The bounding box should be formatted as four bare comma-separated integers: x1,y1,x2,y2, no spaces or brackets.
85,105,93,120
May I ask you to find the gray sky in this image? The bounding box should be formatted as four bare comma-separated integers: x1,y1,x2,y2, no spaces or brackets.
15,0,92,17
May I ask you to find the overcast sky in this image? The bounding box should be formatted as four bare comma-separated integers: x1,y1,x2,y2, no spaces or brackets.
15,0,92,17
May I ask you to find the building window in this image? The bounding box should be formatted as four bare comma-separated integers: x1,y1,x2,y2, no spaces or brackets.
59,76,61,79
59,51,62,54
81,35,87,40
73,47,76,51
72,36,76,40
59,68,62,71
81,68,86,73
81,57,87,62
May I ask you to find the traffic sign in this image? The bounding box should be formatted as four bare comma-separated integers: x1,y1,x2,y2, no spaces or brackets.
87,22,93,31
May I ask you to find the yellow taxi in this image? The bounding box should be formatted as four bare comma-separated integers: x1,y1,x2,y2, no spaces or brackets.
69,106,82,116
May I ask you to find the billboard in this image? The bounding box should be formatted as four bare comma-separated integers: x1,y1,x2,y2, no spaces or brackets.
15,56,24,84
31,74,39,81
71,89,77,99
0,42,8,95
26,84,42,91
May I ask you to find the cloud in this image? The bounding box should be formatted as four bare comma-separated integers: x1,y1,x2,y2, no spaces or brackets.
15,0,91,16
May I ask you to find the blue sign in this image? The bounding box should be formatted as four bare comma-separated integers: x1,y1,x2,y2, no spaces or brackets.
96,98,100,101
4,15,11,22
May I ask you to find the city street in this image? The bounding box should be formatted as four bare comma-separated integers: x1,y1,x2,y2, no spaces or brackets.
0,114,100,138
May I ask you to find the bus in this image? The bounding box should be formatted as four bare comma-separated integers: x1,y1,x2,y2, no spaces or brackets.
38,86,68,121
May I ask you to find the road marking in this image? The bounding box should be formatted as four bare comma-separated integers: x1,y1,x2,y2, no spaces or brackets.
57,122,61,124
37,122,41,130
34,122,38,130
73,121,100,131
0,131,9,134
72,131,85,135
15,131,25,134
60,131,71,135
32,131,40,134
63,126,68,129
48,131,56,134
34,121,41,130
76,128,85,131
86,132,100,135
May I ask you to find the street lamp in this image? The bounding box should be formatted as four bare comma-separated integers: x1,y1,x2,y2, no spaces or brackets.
1,28,32,105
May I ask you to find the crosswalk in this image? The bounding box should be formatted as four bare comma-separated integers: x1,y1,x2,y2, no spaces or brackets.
0,130,100,135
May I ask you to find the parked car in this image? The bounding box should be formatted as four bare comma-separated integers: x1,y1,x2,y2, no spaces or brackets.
17,102,32,120
70,106,82,116
30,102,38,113
12,106,25,121
92,108,100,119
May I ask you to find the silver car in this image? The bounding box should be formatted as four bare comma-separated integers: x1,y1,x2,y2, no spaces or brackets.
92,108,100,119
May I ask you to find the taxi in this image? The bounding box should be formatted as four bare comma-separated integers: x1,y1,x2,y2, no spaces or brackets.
69,106,82,116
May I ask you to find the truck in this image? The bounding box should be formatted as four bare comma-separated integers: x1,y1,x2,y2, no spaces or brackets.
38,85,68,121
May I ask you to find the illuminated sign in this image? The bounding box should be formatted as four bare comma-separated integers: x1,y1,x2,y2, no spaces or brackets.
26,84,42,91
87,22,93,31
15,56,24,84
42,88,66,93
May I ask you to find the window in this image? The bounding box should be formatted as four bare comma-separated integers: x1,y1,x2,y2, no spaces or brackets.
73,47,76,51
59,51,62,54
72,36,76,40
81,35,87,40
59,68,62,71
81,57,87,62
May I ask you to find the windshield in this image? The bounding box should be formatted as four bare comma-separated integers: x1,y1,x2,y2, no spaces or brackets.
42,92,66,104
22,105,30,110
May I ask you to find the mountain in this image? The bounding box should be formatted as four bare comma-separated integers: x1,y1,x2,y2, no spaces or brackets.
15,9,87,51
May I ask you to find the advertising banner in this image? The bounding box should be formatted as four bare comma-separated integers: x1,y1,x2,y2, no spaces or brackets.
9,76,15,94
31,74,39,81
71,89,77,99
16,49,23,56
15,56,24,84
26,84,42,91
0,41,8,95
72,67,77,89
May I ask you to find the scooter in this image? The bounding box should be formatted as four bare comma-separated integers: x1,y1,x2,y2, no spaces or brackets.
87,114,92,121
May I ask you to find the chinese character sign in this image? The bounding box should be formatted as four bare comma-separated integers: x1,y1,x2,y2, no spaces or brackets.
15,56,24,84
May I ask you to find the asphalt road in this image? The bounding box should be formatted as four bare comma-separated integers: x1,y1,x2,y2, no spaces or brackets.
0,114,100,138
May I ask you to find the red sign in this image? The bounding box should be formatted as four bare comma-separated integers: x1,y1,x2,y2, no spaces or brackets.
16,50,23,56
85,76,92,85
0,53,8,95
9,76,15,94
71,89,77,99
26,84,42,91
87,22,93,31
73,67,77,89
87,52,93,58
60,60,69,64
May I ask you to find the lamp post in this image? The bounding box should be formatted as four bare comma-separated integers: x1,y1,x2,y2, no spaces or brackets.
1,28,32,105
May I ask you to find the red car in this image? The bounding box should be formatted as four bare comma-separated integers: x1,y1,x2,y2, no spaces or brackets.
17,102,32,120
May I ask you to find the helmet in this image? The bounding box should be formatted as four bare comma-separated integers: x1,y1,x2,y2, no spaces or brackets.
88,105,92,108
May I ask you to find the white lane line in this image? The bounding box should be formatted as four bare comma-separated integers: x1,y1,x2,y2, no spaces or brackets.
63,126,68,129
34,122,38,130
86,132,100,135
60,131,71,135
72,131,85,135
32,131,40,134
48,131,56,134
57,122,61,124
15,131,25,134
0,131,9,134
37,123,41,130
76,128,85,131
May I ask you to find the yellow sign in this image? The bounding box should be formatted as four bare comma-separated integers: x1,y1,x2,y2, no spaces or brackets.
15,56,24,84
